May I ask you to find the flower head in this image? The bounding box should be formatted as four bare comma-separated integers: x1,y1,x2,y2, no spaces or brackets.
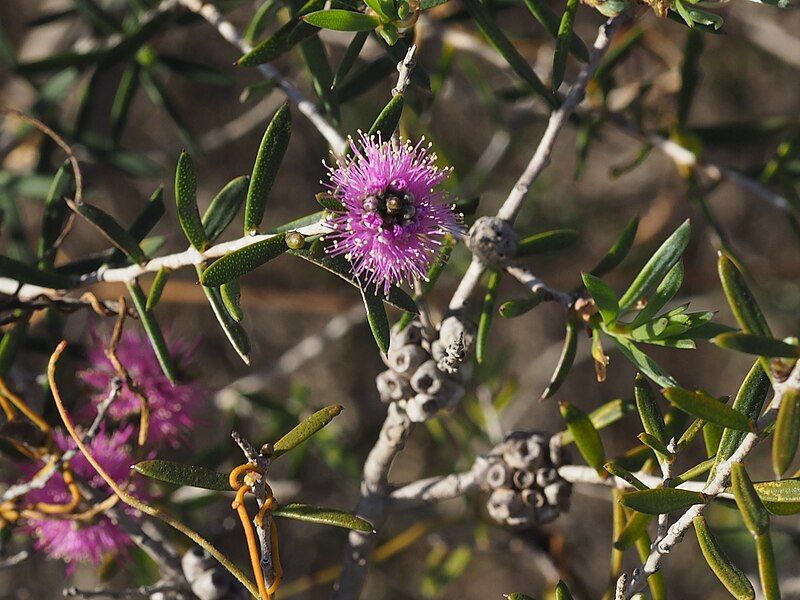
17,427,139,567
325,134,461,295
79,328,205,448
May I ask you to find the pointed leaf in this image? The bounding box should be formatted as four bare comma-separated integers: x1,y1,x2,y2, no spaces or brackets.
202,176,249,243
718,254,771,337
620,488,705,514
560,398,635,444
773,389,800,478
605,461,648,490
521,0,589,61
67,199,146,264
146,267,171,311
243,104,292,234
541,318,578,399
614,510,653,550
713,332,800,359
499,292,543,318
631,261,684,327
273,404,343,458
634,373,667,445
476,269,501,363
0,256,72,289
38,160,74,265
126,281,178,383
560,402,605,475
221,279,243,322
554,580,573,600
516,229,579,256
619,220,690,311
196,265,250,365
609,336,678,389
590,216,638,277
693,515,755,600
730,462,769,536
200,234,289,287
272,503,373,532
174,151,208,251
367,94,404,140
361,285,390,354
132,459,229,491
551,0,579,90
664,387,754,433
582,273,619,323
302,10,381,32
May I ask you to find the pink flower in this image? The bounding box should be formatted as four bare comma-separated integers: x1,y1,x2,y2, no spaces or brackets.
325,134,461,295
78,328,206,448
18,427,139,567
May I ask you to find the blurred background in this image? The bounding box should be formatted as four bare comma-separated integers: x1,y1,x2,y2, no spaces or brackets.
0,0,799,597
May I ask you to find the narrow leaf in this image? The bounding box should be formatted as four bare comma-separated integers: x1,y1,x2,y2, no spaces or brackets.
619,219,690,311
272,503,373,532
202,176,249,243
174,151,208,251
630,261,684,328
664,387,754,433
273,405,343,458
476,269,501,363
590,216,639,277
713,332,799,359
361,285,390,354
133,459,229,491
67,199,146,264
200,234,289,287
541,318,578,399
302,10,381,31
126,281,178,383
551,0,579,90
517,229,579,256
146,267,171,311
554,580,573,600
620,488,705,514
693,515,755,600
560,402,606,475
718,254,771,337
560,398,635,444
367,94,404,140
634,373,666,445
582,273,619,323
499,292,543,318
196,265,250,365
38,160,74,265
221,279,244,322
773,389,800,478
730,462,770,536
614,510,653,550
244,104,292,233
609,336,678,389
521,0,589,61
0,256,72,289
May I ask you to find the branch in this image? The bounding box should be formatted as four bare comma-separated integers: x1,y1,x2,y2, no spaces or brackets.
174,0,347,155
0,220,329,302
495,12,632,223
625,362,800,598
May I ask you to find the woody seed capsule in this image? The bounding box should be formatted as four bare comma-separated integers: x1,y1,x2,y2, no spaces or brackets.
285,231,305,249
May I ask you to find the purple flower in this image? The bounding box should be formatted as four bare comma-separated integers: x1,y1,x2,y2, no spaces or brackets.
18,427,139,568
79,328,205,448
325,134,461,295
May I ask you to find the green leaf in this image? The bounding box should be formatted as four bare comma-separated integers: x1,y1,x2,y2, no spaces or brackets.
752,479,800,515
755,530,779,600
333,31,369,87
664,387,754,433
476,270,501,363
221,279,243,322
146,267,170,311
609,336,678,388
288,245,417,313
634,373,667,445
541,318,579,399
773,389,800,478
618,219,690,311
582,273,619,323
67,199,146,264
367,94,404,140
127,187,166,247
731,463,769,536
630,261,684,328
272,503,373,532
712,362,770,476
200,234,289,287
560,402,606,475
38,160,74,266
126,281,178,383
718,254,771,337
551,0,579,90
361,285,390,354
560,398,635,444
244,104,292,234
461,0,552,103
638,432,673,461
554,580,573,600
620,488,705,514
238,0,324,66
196,265,251,365
174,151,208,251
693,515,755,600
604,461,648,490
590,216,639,277
499,293,543,318
202,176,249,243
302,10,381,32
516,229,579,256
0,256,73,289
713,332,799,359
300,36,338,121
132,459,229,491
110,62,141,143
273,405,343,458
521,0,589,62
614,510,653,550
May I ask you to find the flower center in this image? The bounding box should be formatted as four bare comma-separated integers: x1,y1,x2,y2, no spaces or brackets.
363,187,416,229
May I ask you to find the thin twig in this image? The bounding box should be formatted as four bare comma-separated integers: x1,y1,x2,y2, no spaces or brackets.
174,0,346,155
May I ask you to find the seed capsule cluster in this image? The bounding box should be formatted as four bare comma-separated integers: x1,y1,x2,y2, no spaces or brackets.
376,317,475,422
173,548,244,600
481,431,572,528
